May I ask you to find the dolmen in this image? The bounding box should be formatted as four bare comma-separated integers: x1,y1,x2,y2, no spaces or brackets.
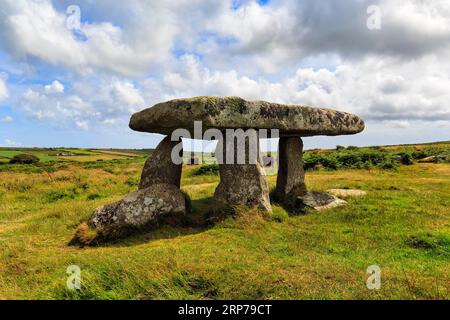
72,96,364,244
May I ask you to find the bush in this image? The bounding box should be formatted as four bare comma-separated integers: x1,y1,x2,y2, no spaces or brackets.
302,145,450,171
319,155,339,170
378,159,399,170
399,153,414,165
9,154,40,164
191,164,219,176
412,150,428,160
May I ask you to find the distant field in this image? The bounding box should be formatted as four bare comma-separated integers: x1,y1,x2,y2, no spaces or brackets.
0,142,449,300
0,148,151,164
0,150,57,163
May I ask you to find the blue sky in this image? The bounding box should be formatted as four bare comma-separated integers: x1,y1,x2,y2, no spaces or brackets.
0,0,449,150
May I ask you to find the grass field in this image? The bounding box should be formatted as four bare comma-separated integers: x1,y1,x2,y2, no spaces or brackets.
0,144,449,299
0,147,149,165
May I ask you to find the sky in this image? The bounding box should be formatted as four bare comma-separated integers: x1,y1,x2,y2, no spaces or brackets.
0,0,449,150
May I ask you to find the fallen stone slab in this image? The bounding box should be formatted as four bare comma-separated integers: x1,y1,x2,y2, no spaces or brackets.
91,183,186,229
71,183,187,244
327,189,367,198
129,96,365,137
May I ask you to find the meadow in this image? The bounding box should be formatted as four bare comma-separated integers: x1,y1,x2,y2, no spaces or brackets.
0,143,449,299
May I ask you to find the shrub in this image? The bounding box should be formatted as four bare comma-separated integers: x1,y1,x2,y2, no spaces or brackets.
378,159,399,170
412,150,427,160
9,154,40,164
336,152,360,167
319,155,339,170
191,164,219,176
399,153,414,165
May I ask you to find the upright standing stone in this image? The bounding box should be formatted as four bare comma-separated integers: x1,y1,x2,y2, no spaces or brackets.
275,137,307,200
139,135,182,189
213,130,272,215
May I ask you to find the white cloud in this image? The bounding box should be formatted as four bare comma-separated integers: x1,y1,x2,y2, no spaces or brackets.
9,48,450,134
0,0,227,76
75,120,89,131
157,53,450,123
383,120,410,129
202,0,450,72
44,80,64,94
0,74,8,101
16,77,145,129
0,116,14,123
2,0,450,78
3,138,21,147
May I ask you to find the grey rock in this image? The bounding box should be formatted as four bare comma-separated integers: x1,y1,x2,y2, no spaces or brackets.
275,137,307,199
213,132,271,215
214,163,272,215
129,96,365,137
139,136,182,189
298,192,347,211
417,155,448,163
89,183,186,233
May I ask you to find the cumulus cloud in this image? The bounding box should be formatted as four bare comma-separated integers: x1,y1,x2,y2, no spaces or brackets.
383,120,410,129
3,138,21,147
0,0,227,76
44,80,64,94
204,0,450,70
13,48,450,131
16,77,145,129
155,53,450,123
2,0,450,77
0,73,8,101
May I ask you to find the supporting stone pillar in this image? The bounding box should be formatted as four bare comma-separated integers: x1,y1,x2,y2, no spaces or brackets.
273,137,347,213
275,136,307,200
213,130,272,215
139,135,182,189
